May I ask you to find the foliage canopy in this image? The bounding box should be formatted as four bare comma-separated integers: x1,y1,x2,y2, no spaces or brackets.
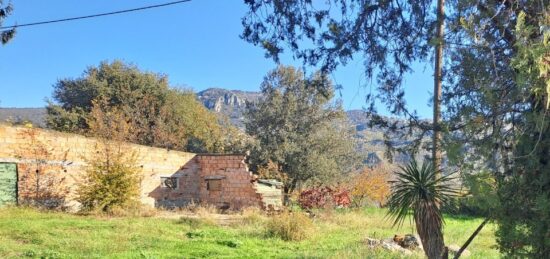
46,60,227,153
245,66,360,193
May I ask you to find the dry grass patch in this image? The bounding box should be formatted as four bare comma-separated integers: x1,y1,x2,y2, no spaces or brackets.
240,207,267,226
266,211,314,241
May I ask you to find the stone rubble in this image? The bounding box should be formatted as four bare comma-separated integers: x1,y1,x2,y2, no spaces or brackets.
365,234,422,256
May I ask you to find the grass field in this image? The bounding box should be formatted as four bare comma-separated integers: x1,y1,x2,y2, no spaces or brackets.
0,207,499,258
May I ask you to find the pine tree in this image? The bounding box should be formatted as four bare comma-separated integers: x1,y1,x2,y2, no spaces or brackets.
0,0,15,44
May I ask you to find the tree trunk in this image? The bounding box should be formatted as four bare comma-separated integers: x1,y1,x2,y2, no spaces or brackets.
416,202,447,259
429,1,446,258
283,185,291,206
283,179,298,206
432,0,445,175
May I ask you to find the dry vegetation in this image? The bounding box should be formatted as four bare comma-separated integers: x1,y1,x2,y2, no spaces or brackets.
266,211,313,241
349,165,393,207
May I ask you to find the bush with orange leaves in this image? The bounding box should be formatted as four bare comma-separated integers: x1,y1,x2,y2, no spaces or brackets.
350,166,391,207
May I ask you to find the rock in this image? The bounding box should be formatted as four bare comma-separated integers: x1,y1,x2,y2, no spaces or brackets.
366,236,419,255
402,234,420,250
197,88,262,128
381,241,401,251
381,239,412,255
365,237,380,247
393,234,405,243
448,244,471,258
394,234,421,250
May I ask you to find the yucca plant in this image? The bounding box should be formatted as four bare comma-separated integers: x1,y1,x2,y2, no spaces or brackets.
386,159,457,259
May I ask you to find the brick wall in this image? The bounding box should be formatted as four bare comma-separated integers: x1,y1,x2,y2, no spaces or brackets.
0,125,280,210
197,155,262,209
152,155,263,210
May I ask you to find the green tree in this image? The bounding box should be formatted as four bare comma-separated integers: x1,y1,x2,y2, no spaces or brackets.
441,1,547,178
387,160,457,259
242,1,449,256
442,1,526,175
245,66,360,196
46,60,226,153
494,11,550,258
242,0,446,167
0,1,15,45
432,2,550,257
439,3,550,257
159,88,226,153
242,1,550,257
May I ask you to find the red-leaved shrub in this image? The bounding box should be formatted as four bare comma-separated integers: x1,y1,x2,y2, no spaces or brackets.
298,186,351,209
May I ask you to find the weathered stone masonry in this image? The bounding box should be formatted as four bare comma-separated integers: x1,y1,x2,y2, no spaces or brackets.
152,154,263,209
0,125,281,210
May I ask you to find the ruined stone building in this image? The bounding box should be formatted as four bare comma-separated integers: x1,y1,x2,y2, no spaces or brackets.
0,125,282,210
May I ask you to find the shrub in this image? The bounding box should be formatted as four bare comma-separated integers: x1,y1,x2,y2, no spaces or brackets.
76,103,142,213
349,166,391,207
241,207,266,226
266,211,313,241
76,142,141,213
298,186,351,209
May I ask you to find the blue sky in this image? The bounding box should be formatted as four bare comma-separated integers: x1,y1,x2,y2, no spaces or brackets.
0,0,433,118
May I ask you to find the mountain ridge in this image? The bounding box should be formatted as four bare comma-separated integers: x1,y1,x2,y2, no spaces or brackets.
1,88,394,166
196,88,394,165
197,88,262,128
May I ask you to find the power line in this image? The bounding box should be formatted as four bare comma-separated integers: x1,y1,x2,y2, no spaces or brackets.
0,0,192,30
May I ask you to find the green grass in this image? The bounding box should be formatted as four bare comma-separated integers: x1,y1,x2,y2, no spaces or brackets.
0,207,500,258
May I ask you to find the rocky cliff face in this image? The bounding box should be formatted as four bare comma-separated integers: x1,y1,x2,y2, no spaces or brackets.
197,88,262,127
198,88,259,112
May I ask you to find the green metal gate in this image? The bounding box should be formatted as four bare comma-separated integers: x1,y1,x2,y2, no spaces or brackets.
0,163,17,207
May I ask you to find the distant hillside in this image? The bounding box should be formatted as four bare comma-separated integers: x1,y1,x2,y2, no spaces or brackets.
197,88,262,128
2,89,420,166
196,88,410,166
0,108,47,127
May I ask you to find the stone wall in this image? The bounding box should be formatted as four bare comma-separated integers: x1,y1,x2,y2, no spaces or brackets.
0,125,195,208
0,125,281,210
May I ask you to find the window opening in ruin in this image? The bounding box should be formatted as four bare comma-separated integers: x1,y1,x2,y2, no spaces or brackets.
206,179,222,191
160,177,178,189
